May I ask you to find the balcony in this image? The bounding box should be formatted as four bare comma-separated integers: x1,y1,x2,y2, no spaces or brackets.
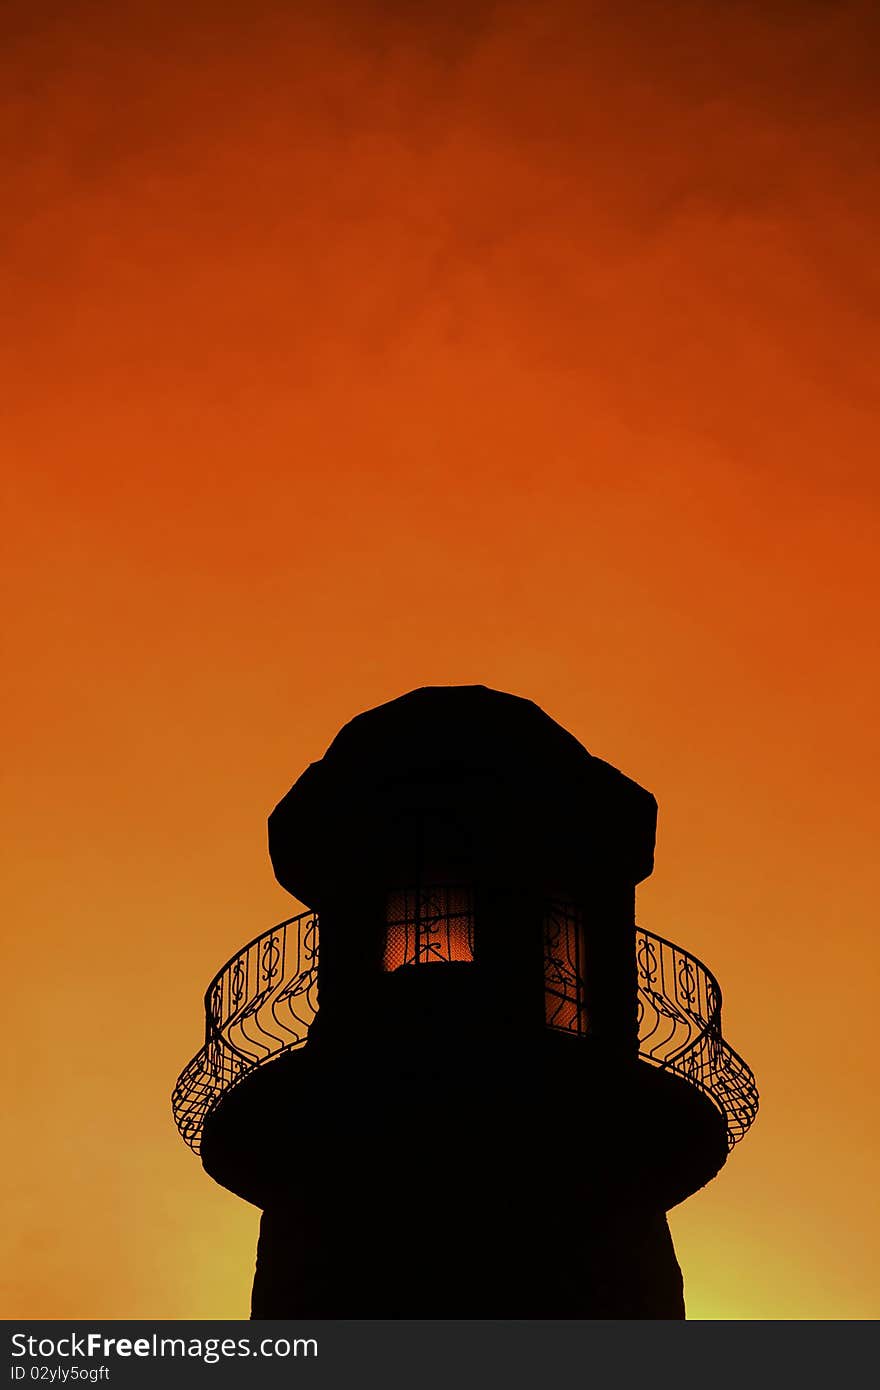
634,926,758,1148
172,910,758,1156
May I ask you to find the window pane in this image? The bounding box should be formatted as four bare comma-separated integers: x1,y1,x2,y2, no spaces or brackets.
544,898,588,1035
384,884,474,970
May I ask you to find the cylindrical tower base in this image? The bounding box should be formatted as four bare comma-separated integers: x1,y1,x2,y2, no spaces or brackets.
250,1170,684,1319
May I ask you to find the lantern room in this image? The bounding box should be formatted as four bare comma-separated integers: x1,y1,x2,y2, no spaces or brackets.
267,684,657,1058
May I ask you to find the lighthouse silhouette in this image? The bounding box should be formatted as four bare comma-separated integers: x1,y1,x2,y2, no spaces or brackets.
173,686,758,1318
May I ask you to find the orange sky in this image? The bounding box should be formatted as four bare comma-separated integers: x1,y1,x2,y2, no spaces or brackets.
3,0,878,1319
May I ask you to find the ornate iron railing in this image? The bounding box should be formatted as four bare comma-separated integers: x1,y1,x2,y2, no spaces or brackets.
172,913,757,1154
634,926,759,1149
172,909,318,1153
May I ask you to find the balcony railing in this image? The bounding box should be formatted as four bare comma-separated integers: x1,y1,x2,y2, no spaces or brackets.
172,909,319,1154
634,926,759,1149
172,913,758,1154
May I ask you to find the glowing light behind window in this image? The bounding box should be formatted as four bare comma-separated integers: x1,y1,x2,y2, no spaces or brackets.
383,884,474,970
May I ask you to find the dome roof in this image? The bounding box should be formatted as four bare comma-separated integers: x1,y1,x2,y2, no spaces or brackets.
268,685,657,904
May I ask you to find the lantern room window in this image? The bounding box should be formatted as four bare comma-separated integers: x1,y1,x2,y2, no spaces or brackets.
544,897,588,1035
383,884,475,970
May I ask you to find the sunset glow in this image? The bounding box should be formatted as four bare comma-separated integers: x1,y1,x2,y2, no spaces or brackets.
3,0,878,1319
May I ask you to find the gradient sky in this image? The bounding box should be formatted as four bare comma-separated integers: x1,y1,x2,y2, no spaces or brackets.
3,0,878,1319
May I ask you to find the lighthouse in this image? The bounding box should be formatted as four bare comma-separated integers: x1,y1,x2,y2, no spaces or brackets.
172,686,758,1317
